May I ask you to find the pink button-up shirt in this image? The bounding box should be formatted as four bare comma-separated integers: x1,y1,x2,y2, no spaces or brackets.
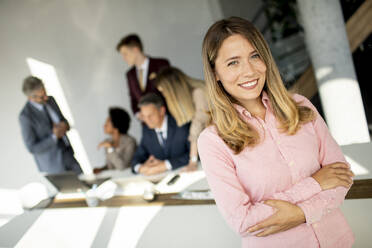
198,92,354,248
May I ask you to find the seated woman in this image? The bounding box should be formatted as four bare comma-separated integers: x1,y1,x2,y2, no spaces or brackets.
95,107,136,172
156,67,208,171
198,17,354,247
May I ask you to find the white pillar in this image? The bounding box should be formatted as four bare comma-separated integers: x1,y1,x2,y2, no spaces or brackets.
297,0,370,145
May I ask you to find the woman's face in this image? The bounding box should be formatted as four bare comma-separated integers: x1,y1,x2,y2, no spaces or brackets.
104,117,114,135
214,34,267,108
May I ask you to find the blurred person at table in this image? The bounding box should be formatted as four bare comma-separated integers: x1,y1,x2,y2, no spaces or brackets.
198,17,354,248
156,67,208,172
95,107,136,173
116,34,170,118
19,76,82,174
131,93,190,175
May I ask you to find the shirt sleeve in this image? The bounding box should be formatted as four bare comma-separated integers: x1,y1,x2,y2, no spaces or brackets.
131,136,149,174
134,164,141,173
126,70,139,114
269,177,322,204
198,130,276,237
19,113,57,154
295,95,351,224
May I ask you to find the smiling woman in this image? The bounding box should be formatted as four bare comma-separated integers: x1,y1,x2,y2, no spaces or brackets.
214,34,267,119
198,17,355,248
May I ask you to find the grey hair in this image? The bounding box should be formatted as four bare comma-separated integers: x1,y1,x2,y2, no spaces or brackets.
138,93,165,109
22,76,44,96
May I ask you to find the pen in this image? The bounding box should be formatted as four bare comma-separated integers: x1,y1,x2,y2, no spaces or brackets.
167,174,180,185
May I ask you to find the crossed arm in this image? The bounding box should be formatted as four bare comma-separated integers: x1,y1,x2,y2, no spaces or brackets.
19,115,69,154
199,134,353,237
198,99,353,237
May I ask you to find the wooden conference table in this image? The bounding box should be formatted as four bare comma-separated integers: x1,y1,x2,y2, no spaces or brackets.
0,168,242,248
1,141,372,248
48,179,372,209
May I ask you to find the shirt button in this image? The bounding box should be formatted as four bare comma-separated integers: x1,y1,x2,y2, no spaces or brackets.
313,224,318,228
276,140,281,145
289,161,294,166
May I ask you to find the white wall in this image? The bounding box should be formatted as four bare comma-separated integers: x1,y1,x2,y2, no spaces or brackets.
0,0,267,188
0,0,228,188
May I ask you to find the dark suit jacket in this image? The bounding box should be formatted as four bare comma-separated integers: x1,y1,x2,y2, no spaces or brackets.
19,96,80,174
126,57,170,114
131,115,190,173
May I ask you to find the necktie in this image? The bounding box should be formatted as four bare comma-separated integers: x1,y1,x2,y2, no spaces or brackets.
43,105,53,128
44,104,69,149
158,131,166,147
138,68,145,91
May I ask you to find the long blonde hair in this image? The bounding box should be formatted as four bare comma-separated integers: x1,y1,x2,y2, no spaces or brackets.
156,67,205,126
202,17,315,154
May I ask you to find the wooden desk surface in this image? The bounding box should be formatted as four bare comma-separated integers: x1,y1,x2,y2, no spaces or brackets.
345,179,372,199
48,179,372,208
49,191,215,208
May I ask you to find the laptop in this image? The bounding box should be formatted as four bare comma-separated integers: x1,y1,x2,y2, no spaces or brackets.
45,172,90,193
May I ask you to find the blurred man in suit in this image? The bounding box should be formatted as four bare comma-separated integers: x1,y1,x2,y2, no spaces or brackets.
19,76,82,174
131,93,190,175
116,34,170,117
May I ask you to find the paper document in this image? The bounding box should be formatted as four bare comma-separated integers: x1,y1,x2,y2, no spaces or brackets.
154,170,206,194
172,190,214,200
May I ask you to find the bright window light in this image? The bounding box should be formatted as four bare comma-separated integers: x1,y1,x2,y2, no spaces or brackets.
319,77,370,145
14,208,107,247
0,189,24,228
108,206,162,248
344,155,370,176
315,66,333,80
26,58,92,174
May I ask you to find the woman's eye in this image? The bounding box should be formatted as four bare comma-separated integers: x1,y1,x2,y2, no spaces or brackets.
251,53,260,59
227,60,238,66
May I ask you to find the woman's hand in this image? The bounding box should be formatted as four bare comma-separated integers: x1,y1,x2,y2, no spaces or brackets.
248,200,305,237
97,141,112,149
311,162,354,190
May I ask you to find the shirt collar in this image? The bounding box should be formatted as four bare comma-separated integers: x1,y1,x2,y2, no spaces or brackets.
155,114,168,134
29,100,44,111
137,57,149,71
234,91,271,119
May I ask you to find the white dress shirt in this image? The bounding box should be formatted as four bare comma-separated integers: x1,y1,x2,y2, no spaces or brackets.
135,57,150,89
